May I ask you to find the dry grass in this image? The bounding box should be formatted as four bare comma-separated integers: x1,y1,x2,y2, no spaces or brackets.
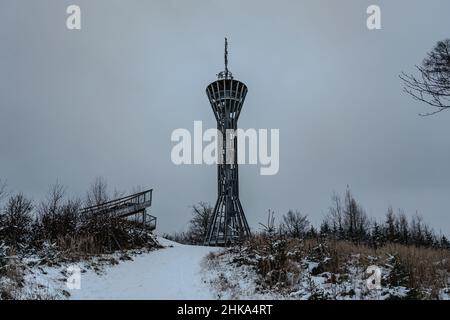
0,247,25,300
309,239,450,296
56,235,103,258
237,235,450,299
34,228,161,264
378,243,450,296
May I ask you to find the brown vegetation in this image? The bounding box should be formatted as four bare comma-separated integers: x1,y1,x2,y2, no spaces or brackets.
216,234,450,299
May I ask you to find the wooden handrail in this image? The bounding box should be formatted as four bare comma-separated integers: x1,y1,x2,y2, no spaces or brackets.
80,189,153,213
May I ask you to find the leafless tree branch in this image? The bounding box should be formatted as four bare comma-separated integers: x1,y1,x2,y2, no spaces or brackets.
400,39,450,116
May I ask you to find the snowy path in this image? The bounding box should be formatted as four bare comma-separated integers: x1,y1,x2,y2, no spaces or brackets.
69,237,219,300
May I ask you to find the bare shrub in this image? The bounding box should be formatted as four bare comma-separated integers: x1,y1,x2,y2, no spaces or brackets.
280,210,309,238
0,193,33,249
188,202,213,244
34,183,80,245
85,176,109,207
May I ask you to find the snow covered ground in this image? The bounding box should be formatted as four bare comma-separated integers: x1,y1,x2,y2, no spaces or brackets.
17,237,450,300
24,236,220,300
69,237,219,299
204,245,450,300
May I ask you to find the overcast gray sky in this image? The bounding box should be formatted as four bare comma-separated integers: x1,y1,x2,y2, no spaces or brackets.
1,0,450,235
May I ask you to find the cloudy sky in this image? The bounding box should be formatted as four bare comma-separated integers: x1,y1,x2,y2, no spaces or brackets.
1,0,450,235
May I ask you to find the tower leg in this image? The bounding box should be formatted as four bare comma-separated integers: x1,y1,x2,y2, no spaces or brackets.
204,196,250,246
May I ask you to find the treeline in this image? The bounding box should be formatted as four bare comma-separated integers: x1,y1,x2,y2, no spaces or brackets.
0,178,156,260
274,187,450,250
176,187,450,250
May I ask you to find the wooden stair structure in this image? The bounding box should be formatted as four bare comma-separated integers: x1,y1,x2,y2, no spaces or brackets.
80,189,156,231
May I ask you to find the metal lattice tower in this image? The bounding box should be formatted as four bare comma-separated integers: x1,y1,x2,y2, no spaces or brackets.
204,38,251,246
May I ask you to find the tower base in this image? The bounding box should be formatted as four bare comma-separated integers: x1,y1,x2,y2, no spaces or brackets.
204,196,251,246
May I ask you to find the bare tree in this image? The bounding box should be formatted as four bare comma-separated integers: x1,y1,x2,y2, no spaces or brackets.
188,202,213,244
327,192,344,238
280,210,309,238
38,182,65,216
86,177,109,207
385,206,397,243
400,39,450,116
343,187,369,243
36,182,80,242
397,209,409,245
59,199,81,234
0,193,33,248
36,182,65,241
410,213,427,246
